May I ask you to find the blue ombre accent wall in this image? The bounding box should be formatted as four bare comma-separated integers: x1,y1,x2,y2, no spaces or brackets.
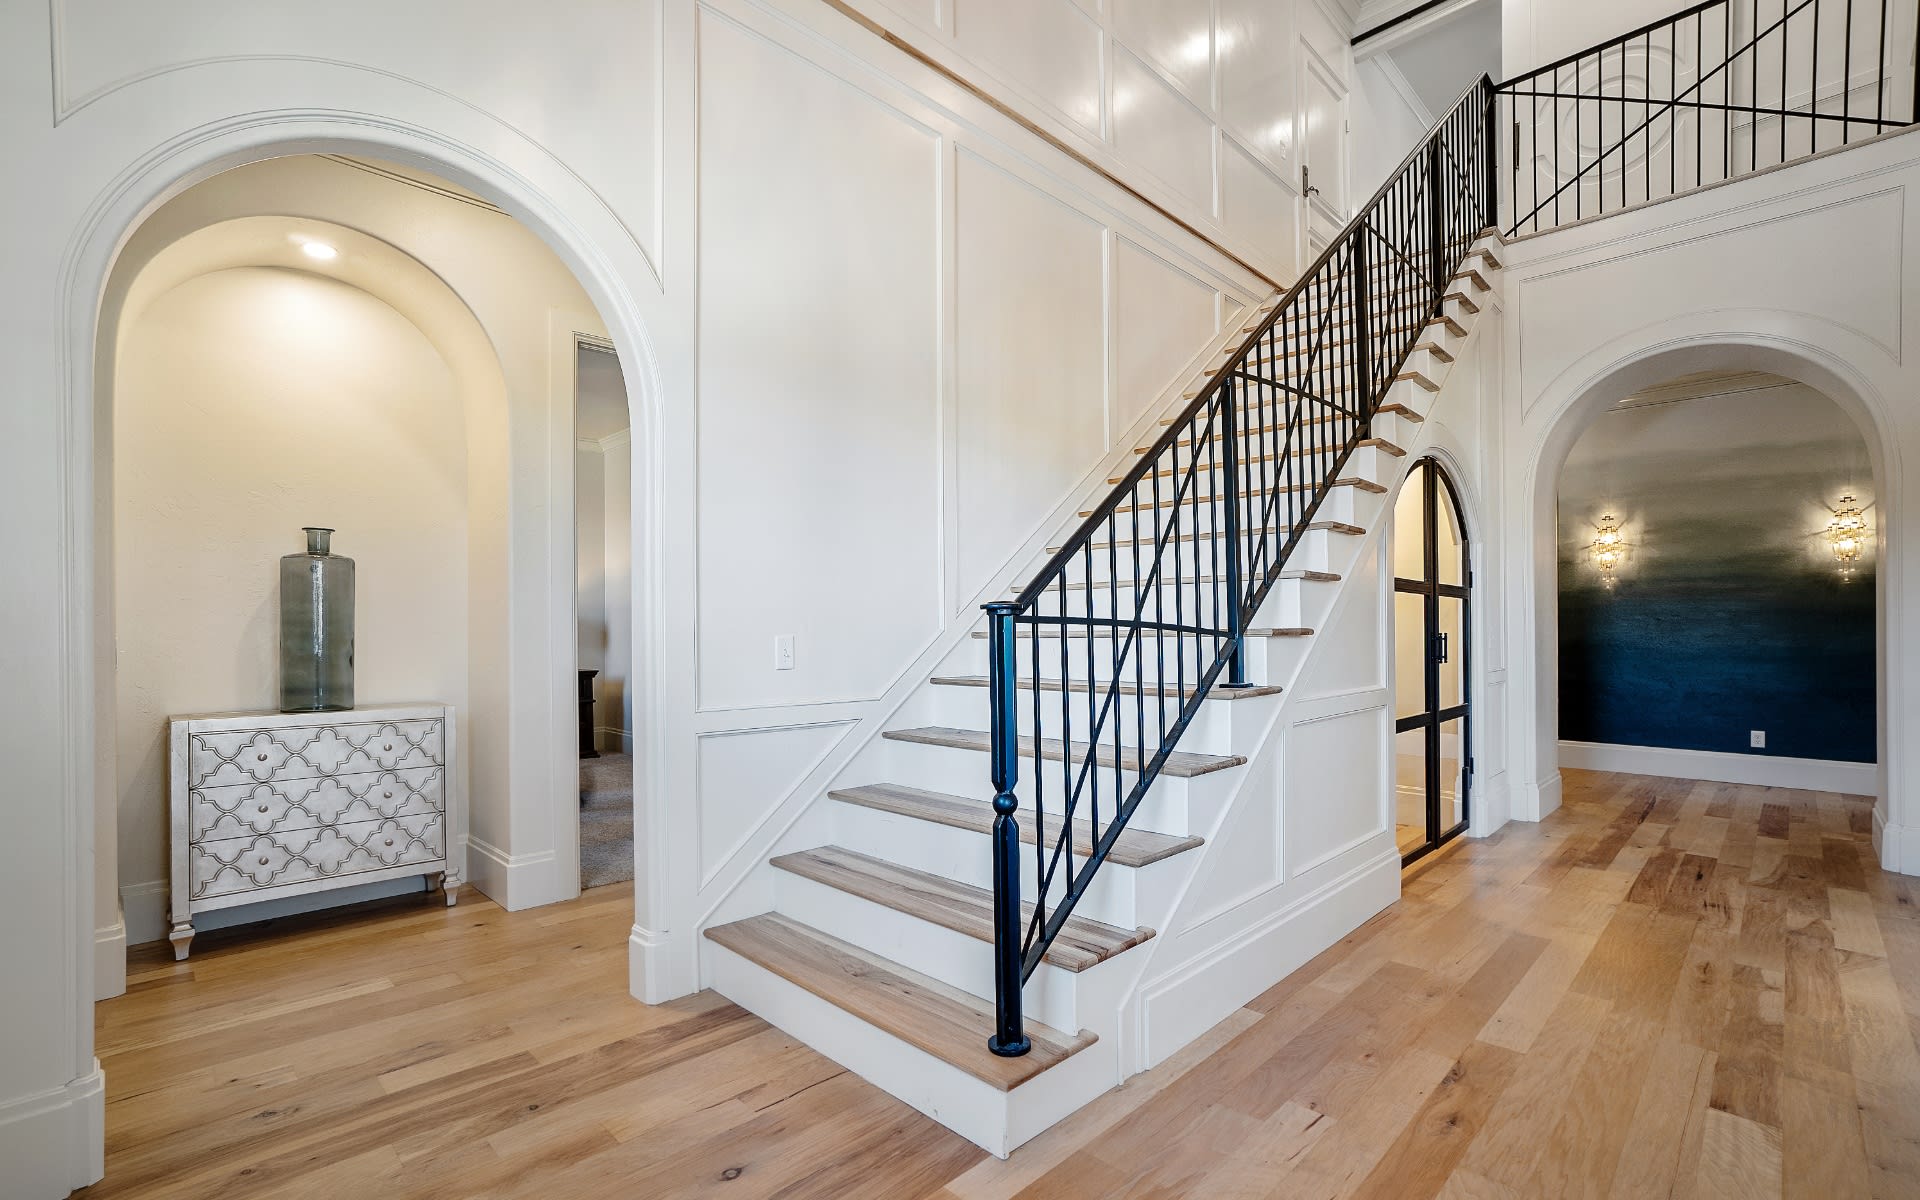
1557,377,1876,764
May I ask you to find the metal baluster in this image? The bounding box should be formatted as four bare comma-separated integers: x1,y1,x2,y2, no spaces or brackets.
1221,376,1247,687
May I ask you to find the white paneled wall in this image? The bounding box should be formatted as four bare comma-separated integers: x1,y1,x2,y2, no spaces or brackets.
687,0,1264,912
843,0,1366,282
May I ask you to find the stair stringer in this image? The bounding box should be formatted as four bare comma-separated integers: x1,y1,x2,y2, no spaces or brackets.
1111,283,1503,1076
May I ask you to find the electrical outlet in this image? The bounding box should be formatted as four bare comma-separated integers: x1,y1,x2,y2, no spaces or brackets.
774,635,795,671
1750,730,1766,749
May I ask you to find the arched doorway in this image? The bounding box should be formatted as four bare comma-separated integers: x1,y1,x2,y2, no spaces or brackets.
75,141,670,999
1393,457,1472,863
1514,334,1897,865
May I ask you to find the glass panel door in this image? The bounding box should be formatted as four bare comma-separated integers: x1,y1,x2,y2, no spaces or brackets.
1391,460,1472,864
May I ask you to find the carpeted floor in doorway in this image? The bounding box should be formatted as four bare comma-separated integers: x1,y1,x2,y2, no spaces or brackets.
579,752,635,890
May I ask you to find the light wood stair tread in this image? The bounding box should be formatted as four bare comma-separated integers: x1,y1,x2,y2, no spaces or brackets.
1120,437,1405,474
929,675,1282,703
971,626,1313,641
1024,568,1338,590
1076,476,1385,516
769,846,1155,972
1047,518,1362,554
830,782,1206,867
883,725,1246,779
704,913,1096,1091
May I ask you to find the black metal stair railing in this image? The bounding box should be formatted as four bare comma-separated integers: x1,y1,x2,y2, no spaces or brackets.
1498,0,1920,236
982,78,1497,1057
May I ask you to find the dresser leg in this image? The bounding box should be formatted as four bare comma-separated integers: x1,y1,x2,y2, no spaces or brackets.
440,870,459,907
169,922,194,961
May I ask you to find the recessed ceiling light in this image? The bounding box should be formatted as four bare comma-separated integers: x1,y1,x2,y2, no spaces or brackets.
301,241,338,261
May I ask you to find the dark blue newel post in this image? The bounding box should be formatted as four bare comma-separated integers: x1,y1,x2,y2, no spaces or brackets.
984,600,1031,1057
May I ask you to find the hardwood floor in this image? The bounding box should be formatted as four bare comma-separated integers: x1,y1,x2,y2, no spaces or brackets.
86,770,1920,1198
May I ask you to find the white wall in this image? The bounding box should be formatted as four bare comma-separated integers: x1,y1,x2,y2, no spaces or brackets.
576,444,608,674
577,431,634,753
832,0,1364,282
113,264,470,941
1351,56,1432,200
600,434,634,752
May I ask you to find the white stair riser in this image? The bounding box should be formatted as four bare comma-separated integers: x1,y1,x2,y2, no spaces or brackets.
928,685,1235,757
942,639,1256,691
873,737,1212,836
1155,407,1417,461
1254,574,1341,630
1073,525,1340,585
704,940,1021,1156
771,866,1089,1032
1092,487,1368,542
826,798,1187,930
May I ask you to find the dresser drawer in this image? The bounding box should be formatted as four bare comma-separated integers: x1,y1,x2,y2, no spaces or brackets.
188,719,444,788
189,812,446,903
189,766,445,842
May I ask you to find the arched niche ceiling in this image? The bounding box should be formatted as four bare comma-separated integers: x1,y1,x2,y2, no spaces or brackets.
112,213,506,421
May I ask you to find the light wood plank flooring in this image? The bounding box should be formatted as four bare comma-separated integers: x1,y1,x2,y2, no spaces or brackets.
85,770,1920,1198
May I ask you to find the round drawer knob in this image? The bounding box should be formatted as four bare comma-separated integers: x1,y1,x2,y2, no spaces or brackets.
257,753,269,762
384,838,394,847
384,743,394,752
257,856,269,866
258,805,269,814
383,791,394,799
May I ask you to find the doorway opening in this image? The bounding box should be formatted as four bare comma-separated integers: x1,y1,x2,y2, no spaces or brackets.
1392,457,1472,864
574,339,636,890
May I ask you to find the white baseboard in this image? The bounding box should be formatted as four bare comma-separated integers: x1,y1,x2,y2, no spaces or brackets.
1135,848,1400,1070
1559,740,1877,796
465,834,558,911
0,1063,105,1197
120,879,169,948
94,911,126,1001
1512,771,1562,823
594,725,634,754
1873,806,1920,876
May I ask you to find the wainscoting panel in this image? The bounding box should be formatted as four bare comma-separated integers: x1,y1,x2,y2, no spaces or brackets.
697,721,856,887
694,8,944,712
1284,702,1390,877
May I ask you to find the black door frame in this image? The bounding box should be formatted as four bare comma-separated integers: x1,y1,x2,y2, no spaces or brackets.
1395,459,1472,866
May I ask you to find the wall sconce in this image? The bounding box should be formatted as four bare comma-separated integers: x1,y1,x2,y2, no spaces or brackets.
1590,513,1628,587
1829,494,1869,581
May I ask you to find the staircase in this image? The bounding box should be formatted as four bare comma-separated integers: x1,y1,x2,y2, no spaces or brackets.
702,62,1502,1142
702,254,1499,1153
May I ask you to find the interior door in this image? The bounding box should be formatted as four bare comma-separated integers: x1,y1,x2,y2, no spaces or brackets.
1298,48,1348,246
1392,459,1471,863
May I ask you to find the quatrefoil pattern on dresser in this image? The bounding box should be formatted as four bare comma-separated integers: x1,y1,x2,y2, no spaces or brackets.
188,720,443,788
190,813,446,900
190,766,445,841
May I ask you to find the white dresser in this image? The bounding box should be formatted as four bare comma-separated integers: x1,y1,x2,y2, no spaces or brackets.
168,702,460,959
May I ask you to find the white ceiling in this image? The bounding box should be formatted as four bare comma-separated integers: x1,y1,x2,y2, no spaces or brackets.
1368,0,1503,118
576,344,630,441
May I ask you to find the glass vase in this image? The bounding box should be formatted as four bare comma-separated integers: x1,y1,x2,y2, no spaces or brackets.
279,526,355,712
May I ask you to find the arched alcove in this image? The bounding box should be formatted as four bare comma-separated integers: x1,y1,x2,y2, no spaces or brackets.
72,143,677,1008
1516,335,1896,856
